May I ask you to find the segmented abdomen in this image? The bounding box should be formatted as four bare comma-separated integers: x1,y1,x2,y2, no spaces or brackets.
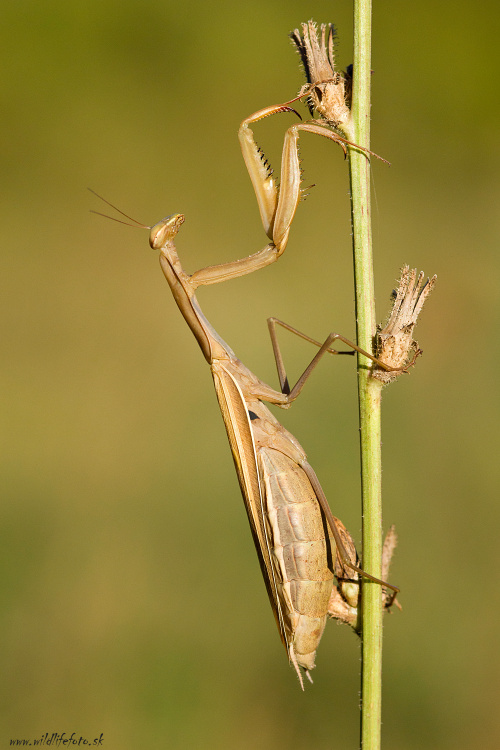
258,447,335,671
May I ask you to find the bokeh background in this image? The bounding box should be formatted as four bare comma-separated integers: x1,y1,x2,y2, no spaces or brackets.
2,1,498,748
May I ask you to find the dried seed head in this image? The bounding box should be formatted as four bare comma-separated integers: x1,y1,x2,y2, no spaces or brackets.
290,21,337,88
290,20,351,130
372,266,437,384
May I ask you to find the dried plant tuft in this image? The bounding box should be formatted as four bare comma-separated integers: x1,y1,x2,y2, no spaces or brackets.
372,266,437,383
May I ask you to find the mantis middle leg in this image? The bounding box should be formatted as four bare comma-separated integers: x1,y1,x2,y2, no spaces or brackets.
266,316,401,401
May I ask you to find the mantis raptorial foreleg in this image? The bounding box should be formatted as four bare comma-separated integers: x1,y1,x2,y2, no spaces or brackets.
238,105,387,255
238,21,389,254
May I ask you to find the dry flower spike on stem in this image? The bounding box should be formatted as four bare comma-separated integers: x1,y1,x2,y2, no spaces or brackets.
372,266,437,384
290,21,351,131
288,21,389,164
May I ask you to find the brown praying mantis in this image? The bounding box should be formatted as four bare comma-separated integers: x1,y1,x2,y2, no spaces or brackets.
91,158,399,688
90,21,403,687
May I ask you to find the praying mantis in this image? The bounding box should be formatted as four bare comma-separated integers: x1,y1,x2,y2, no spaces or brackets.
91,143,397,688
91,21,402,687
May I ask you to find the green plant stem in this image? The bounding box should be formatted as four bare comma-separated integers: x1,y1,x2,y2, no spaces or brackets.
349,2,384,749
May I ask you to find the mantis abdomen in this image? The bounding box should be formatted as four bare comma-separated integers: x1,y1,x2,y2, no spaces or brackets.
259,447,335,672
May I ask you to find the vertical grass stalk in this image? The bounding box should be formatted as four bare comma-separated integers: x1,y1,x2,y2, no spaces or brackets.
349,2,385,748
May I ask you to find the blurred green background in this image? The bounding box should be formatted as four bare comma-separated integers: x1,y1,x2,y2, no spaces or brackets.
1,1,498,748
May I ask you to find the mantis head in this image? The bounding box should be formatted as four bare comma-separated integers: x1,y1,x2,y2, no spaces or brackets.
149,214,185,250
